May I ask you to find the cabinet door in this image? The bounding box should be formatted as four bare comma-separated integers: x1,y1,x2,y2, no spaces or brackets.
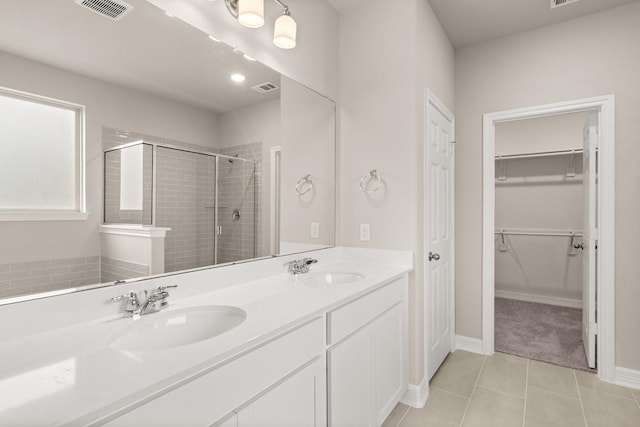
237,357,326,427
374,303,405,425
328,325,375,427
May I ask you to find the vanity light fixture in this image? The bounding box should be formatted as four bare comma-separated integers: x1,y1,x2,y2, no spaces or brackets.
224,0,297,49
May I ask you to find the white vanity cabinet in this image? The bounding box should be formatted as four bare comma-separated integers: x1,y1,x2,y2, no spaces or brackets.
235,357,326,426
327,277,408,427
102,318,325,427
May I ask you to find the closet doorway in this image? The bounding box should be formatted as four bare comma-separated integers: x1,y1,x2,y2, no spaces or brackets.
482,96,616,382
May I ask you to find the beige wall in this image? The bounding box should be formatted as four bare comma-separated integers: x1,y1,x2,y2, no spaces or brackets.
495,114,586,303
0,51,219,265
149,0,339,100
455,3,640,370
338,0,455,383
280,77,336,248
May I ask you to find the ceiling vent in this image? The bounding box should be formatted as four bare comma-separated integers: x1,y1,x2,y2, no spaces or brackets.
74,0,134,21
550,0,581,9
251,82,280,94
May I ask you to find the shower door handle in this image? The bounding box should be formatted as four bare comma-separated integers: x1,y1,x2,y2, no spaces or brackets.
428,252,440,261
216,225,222,235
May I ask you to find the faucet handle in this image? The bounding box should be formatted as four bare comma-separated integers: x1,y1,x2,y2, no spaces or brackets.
111,291,137,303
157,285,178,292
111,291,140,315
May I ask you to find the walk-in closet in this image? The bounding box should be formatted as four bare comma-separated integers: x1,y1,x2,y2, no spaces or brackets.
493,112,596,372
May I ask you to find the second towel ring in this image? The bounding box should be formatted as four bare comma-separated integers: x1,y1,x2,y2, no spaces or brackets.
296,174,313,196
359,170,383,193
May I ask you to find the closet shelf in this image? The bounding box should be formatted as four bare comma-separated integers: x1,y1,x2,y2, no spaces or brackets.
494,148,583,160
495,228,583,237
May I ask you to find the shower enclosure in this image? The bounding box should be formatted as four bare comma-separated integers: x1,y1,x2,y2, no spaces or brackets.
104,141,257,272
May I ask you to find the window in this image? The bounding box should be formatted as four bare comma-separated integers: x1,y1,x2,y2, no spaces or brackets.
0,87,86,220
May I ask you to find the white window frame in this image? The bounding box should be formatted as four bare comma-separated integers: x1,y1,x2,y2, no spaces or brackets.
0,86,87,221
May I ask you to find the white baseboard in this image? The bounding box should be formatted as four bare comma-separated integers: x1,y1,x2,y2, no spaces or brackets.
614,366,640,390
495,289,582,309
401,377,429,408
455,335,485,354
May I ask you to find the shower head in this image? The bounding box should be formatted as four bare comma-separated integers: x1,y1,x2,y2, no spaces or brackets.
228,154,239,163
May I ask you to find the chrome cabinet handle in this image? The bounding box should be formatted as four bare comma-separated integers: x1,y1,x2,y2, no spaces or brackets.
428,252,440,261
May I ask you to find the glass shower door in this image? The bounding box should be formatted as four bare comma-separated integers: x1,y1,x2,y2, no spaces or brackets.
215,156,257,265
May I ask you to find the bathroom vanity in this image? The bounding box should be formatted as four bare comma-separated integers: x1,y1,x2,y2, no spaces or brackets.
0,247,412,426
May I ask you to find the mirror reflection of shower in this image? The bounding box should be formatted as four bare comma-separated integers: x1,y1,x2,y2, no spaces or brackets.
104,139,258,275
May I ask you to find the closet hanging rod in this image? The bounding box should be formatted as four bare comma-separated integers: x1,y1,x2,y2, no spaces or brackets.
495,148,583,160
495,229,583,237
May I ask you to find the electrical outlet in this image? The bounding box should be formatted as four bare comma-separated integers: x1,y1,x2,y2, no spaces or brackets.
360,224,371,241
311,222,320,238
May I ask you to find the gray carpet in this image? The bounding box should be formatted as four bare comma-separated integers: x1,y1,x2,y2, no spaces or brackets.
495,297,595,372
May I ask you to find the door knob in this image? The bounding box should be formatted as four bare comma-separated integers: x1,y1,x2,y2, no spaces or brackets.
428,252,440,261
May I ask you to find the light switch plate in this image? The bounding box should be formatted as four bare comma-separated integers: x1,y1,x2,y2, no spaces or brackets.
311,222,320,238
360,224,371,241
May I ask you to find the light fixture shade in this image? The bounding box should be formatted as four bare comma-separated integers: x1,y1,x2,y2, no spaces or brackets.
238,0,264,28
273,14,296,49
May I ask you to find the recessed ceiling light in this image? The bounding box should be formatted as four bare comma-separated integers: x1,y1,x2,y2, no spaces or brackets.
243,54,256,62
230,73,246,83
208,35,221,43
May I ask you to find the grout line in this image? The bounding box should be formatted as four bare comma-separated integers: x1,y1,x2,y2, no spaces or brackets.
574,370,589,426
522,359,529,427
631,389,640,409
431,386,475,401
395,404,410,427
458,355,486,427
527,384,581,400
475,385,525,401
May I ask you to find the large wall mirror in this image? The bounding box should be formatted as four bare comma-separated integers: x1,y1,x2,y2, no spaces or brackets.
0,0,335,303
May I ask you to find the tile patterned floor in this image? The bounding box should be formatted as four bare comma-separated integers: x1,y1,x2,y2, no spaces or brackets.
383,351,640,427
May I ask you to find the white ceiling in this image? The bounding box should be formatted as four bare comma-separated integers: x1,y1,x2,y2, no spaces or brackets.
328,0,640,48
0,0,281,113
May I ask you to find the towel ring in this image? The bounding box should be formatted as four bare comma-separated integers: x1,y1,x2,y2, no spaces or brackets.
359,170,383,193
295,174,313,196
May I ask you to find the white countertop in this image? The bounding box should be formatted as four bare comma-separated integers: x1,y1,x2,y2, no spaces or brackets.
0,248,412,426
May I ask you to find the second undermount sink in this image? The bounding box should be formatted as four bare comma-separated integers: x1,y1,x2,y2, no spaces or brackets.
301,272,365,287
108,305,247,351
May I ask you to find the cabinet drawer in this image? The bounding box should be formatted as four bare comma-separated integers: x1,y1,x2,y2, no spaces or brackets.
104,317,324,426
327,278,403,345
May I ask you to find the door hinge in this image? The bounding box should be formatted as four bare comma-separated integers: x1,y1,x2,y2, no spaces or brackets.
590,322,599,336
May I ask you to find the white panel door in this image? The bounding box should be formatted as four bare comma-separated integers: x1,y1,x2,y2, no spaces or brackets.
582,114,598,369
425,95,455,380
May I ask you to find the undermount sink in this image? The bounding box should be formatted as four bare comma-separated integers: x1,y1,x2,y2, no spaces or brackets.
301,272,364,287
108,305,247,351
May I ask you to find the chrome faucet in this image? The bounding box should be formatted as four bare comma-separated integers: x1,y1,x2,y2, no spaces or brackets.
111,285,177,319
287,258,318,274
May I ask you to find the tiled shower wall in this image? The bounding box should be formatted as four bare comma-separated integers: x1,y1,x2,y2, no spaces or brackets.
103,127,262,273
155,147,217,272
